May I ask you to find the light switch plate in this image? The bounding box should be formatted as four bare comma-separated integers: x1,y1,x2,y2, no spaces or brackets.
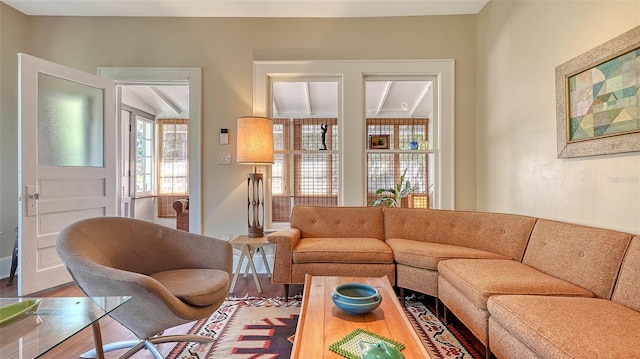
218,152,231,165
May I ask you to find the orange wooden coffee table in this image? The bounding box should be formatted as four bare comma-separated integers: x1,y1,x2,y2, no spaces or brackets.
291,275,431,358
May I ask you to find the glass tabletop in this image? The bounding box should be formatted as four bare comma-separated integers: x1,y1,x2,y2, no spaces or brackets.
0,296,129,358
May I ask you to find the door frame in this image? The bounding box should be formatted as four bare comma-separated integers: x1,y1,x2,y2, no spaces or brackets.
97,67,203,234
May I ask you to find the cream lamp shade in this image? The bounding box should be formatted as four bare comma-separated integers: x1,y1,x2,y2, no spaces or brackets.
237,116,274,164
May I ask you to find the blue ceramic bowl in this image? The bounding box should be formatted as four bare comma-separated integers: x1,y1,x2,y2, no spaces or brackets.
331,282,382,314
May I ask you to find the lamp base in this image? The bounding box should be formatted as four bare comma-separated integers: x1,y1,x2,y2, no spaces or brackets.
246,172,265,238
247,228,264,238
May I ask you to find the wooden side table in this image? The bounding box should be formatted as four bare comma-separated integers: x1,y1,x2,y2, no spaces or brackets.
228,235,272,294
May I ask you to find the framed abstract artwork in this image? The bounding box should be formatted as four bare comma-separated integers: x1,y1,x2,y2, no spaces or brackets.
556,26,640,158
369,135,390,149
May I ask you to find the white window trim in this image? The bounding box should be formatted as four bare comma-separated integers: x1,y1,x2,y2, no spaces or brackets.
254,60,455,216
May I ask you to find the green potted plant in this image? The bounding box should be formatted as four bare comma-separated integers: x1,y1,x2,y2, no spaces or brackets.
370,168,414,207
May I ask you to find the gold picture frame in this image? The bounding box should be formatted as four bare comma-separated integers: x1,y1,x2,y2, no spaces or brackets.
369,135,390,149
556,26,640,158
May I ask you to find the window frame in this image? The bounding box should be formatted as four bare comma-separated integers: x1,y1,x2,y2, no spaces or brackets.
254,60,455,227
122,105,156,198
156,118,189,196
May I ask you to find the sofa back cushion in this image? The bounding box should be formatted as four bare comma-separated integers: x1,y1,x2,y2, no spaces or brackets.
383,208,536,261
612,235,640,311
523,219,632,299
290,206,385,240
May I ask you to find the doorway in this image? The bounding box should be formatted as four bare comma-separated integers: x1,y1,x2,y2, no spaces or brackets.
119,85,190,228
98,67,203,233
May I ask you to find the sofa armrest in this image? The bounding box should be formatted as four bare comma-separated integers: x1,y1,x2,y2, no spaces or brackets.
267,228,301,284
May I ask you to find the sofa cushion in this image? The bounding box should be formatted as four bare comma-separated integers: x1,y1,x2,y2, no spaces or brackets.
151,268,229,307
612,235,640,311
438,259,594,309
387,238,507,270
488,295,640,358
383,208,536,261
293,237,394,264
291,206,384,239
523,219,632,299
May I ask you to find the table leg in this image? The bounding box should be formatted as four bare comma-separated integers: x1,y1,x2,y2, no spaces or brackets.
229,245,249,294
91,321,105,359
243,249,256,278
259,247,272,278
245,249,263,293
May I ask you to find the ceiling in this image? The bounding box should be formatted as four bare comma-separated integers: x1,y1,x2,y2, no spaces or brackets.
14,0,478,119
121,85,190,119
4,0,489,18
273,80,433,119
121,80,433,120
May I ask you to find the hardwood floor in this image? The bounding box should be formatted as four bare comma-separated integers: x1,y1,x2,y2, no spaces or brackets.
2,276,485,358
0,275,304,358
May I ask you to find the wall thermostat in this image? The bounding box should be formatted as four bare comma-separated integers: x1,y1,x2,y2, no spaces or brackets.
220,128,229,145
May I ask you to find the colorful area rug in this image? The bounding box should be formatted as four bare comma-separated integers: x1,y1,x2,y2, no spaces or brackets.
404,299,482,359
167,296,481,358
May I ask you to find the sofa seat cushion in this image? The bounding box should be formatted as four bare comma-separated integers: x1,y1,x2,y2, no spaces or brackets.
438,259,594,309
293,237,394,264
387,238,507,270
151,268,230,307
488,295,640,358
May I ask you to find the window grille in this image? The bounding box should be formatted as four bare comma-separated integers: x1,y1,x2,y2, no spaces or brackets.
156,118,189,217
272,118,339,222
366,118,432,208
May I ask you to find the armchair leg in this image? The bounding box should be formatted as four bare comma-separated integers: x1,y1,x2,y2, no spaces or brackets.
80,340,143,358
80,335,216,359
400,287,406,306
284,284,289,302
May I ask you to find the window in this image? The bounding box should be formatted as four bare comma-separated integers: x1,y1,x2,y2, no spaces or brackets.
255,60,455,227
157,119,189,195
366,118,432,207
135,115,154,196
365,79,435,208
156,118,189,218
271,80,340,222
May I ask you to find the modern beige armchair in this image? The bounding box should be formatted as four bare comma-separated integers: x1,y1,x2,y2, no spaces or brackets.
56,217,232,359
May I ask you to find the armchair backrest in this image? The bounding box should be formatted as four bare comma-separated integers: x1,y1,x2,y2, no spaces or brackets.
56,216,226,276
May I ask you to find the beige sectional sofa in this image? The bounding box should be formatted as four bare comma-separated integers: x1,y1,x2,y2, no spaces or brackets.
268,206,640,359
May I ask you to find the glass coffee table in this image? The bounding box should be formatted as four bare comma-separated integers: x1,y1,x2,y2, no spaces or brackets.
0,296,129,358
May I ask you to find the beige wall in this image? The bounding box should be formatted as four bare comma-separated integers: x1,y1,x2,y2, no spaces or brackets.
0,3,29,260
3,1,637,266
476,1,640,233
0,13,477,256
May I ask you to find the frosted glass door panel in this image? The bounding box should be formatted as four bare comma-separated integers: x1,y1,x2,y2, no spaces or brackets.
38,73,104,167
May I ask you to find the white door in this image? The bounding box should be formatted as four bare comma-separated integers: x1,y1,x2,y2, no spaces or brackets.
18,53,117,295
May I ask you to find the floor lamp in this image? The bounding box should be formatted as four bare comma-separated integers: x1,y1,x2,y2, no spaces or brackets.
237,116,274,238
